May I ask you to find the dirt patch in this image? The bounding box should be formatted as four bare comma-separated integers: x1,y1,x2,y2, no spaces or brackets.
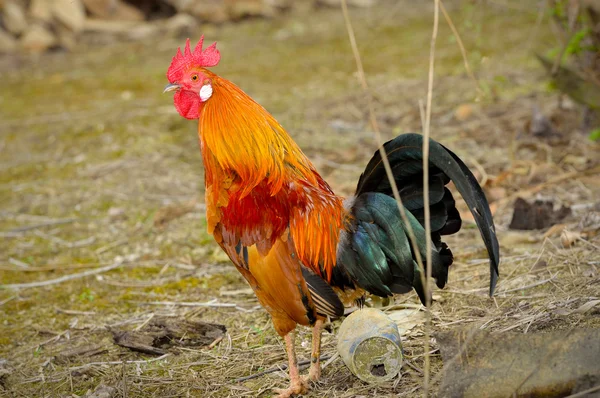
1,1,599,397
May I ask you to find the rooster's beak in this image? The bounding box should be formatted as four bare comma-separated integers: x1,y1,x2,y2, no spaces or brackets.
163,83,180,93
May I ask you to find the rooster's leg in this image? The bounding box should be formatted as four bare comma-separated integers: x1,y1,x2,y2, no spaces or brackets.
305,318,323,382
273,331,308,398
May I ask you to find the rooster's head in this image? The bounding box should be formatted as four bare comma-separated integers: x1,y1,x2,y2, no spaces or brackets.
164,36,220,120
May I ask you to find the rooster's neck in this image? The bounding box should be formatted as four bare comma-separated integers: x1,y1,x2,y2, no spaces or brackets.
197,75,318,197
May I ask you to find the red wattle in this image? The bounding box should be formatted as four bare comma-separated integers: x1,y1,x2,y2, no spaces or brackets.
174,90,200,120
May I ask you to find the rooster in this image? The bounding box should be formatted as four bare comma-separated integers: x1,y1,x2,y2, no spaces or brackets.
164,37,499,397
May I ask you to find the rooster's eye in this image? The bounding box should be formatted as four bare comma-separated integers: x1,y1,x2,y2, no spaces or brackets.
191,75,199,82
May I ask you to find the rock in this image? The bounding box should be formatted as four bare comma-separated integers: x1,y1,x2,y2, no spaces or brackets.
317,0,377,7
82,0,145,21
582,0,600,13
84,384,117,398
55,23,77,50
166,0,287,22
83,18,140,34
2,0,28,35
172,0,229,23
509,198,571,231
126,23,158,40
227,0,275,19
164,13,197,37
164,0,192,12
20,23,56,52
52,0,86,32
268,0,293,9
29,0,52,23
437,328,600,398
0,28,17,53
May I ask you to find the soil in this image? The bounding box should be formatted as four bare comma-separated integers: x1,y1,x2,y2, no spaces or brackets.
1,1,599,397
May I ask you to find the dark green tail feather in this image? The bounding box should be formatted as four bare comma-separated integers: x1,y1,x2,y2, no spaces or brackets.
335,133,500,304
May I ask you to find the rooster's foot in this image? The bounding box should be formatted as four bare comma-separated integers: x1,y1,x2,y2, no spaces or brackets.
273,377,308,398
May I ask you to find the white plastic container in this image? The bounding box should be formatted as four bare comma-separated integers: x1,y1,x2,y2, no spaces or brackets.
337,307,403,383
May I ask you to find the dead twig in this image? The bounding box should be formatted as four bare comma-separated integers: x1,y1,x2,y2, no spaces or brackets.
95,238,129,255
33,230,96,249
67,354,170,374
0,262,111,272
207,336,224,350
0,295,16,306
564,384,600,398
2,260,124,290
6,218,77,233
496,273,559,295
233,354,332,383
56,308,96,316
130,299,261,313
9,258,30,269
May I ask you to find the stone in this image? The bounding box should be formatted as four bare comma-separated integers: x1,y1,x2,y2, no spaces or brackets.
0,28,17,53
84,384,117,398
29,0,52,23
317,0,377,7
52,0,86,32
163,0,192,12
2,0,27,35
83,18,139,34
20,23,56,52
82,0,144,21
55,23,77,50
126,23,158,40
164,13,197,37
226,0,275,20
178,0,229,23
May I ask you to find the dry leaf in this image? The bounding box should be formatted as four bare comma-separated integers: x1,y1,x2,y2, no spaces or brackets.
531,259,548,270
573,300,600,314
455,103,475,121
560,229,581,248
386,308,427,335
554,300,600,316
543,223,568,238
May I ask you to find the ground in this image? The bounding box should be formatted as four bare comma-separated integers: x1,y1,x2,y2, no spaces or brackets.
1,1,599,397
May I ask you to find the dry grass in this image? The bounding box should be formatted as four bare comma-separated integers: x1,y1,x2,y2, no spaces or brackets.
1,1,599,397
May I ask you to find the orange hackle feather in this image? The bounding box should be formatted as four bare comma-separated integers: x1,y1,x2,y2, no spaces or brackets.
198,69,346,282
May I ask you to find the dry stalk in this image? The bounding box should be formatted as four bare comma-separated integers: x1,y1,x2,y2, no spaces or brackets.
422,1,440,395
339,0,427,279
340,0,442,394
439,0,483,96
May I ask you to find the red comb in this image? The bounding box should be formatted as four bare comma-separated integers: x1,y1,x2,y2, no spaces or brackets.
167,35,220,83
